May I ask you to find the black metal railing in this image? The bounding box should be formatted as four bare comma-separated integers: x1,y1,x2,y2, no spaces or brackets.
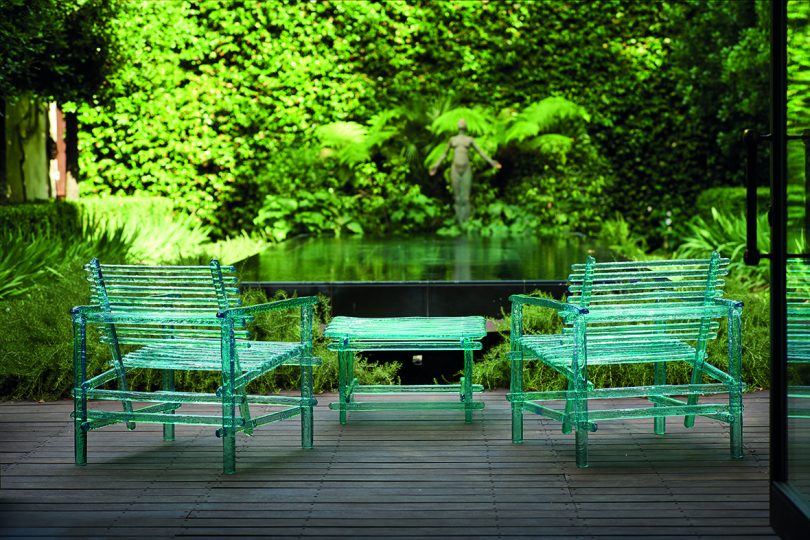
743,128,810,264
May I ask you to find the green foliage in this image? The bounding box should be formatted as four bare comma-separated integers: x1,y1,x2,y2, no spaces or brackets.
674,208,770,288
712,279,770,391
430,107,495,138
76,195,271,265
0,221,130,301
473,281,771,392
602,0,768,247
0,264,399,400
596,214,650,261
473,292,566,391
695,186,771,220
0,201,80,240
78,196,212,265
0,0,120,102
200,232,266,266
0,235,72,301
72,1,768,243
789,2,810,134
310,95,607,237
0,264,108,400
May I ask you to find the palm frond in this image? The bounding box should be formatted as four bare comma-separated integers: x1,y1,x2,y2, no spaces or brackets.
503,119,541,144
316,121,368,149
367,109,401,134
429,107,494,136
364,127,398,150
424,142,448,169
521,97,589,131
526,133,574,154
337,144,371,166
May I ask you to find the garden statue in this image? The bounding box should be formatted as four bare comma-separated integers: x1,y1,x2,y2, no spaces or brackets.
429,118,501,225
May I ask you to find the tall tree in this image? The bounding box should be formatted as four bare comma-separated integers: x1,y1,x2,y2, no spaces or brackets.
0,0,120,203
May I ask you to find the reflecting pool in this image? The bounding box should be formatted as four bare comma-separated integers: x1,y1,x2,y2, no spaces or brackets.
237,235,608,282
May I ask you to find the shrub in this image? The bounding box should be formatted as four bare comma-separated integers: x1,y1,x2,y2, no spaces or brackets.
0,200,80,239
674,208,769,289
0,222,131,301
695,186,770,220
472,281,771,392
0,279,399,400
0,263,111,400
77,195,213,264
595,214,649,261
473,291,568,392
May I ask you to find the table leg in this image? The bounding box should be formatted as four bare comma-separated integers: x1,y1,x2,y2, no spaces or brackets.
338,349,351,425
347,350,356,399
463,348,474,423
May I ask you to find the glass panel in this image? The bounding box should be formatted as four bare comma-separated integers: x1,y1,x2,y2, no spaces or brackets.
786,0,810,504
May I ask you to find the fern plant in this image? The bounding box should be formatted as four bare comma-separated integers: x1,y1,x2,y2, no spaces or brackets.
313,95,603,236
422,96,590,170
674,208,770,287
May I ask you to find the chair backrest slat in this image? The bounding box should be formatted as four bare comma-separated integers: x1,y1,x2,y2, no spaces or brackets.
565,253,727,345
86,258,246,346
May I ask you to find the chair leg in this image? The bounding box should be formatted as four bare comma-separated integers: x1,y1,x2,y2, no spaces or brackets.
572,324,589,468
730,386,744,459
463,348,474,424
337,350,351,425
74,423,87,466
727,307,744,459
575,428,589,468
162,369,175,442
300,364,314,449
562,379,574,435
511,401,524,444
222,431,236,475
221,389,237,475
72,313,88,466
654,362,666,435
510,351,524,444
573,392,590,468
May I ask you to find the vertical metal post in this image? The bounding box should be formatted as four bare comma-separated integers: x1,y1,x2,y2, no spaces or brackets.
744,129,762,265
770,0,788,489
770,8,792,538
771,3,810,536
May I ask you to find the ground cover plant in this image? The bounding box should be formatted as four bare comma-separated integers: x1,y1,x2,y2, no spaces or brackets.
0,200,397,400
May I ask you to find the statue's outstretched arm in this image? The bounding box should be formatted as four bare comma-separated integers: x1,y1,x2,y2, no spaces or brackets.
471,139,501,169
429,142,451,176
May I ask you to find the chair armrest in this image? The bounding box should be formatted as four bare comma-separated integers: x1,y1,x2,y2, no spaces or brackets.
218,296,318,318
70,305,103,317
712,297,744,310
81,309,222,326
509,294,588,316
509,295,587,346
580,303,730,323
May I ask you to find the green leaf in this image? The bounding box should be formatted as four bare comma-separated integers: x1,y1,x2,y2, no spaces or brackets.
429,107,494,136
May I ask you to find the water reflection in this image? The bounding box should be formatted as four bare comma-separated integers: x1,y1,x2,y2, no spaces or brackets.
238,235,607,282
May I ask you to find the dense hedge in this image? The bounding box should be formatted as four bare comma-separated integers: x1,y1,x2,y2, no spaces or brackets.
75,0,769,242
0,201,79,239
0,0,119,103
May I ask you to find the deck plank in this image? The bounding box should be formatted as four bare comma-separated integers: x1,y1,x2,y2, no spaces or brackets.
0,391,775,539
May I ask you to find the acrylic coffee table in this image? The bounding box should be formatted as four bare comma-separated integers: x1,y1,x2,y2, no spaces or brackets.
324,316,487,424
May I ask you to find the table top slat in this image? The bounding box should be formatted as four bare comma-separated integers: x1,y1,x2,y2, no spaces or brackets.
324,316,487,341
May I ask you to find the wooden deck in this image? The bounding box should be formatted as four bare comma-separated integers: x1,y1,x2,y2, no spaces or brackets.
0,391,775,539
